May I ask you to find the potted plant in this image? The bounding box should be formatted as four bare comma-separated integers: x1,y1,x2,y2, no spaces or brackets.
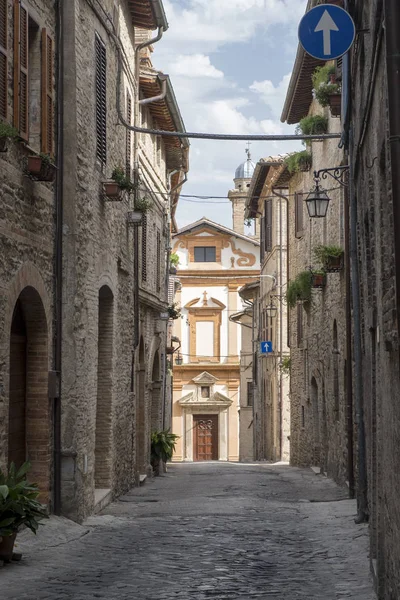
296,115,328,139
311,270,326,288
169,252,180,275
167,303,181,320
284,150,312,174
286,271,312,308
0,122,20,152
151,430,179,476
312,64,342,117
314,245,344,272
0,462,48,562
103,166,134,200
27,153,56,182
134,195,153,213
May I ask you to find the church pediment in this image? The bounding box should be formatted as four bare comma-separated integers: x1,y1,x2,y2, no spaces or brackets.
192,372,219,385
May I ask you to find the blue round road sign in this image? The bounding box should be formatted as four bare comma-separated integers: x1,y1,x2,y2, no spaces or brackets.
298,4,355,61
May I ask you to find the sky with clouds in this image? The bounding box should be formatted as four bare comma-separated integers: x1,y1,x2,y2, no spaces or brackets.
154,0,307,229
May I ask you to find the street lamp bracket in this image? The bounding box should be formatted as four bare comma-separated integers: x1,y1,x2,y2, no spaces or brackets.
313,165,350,188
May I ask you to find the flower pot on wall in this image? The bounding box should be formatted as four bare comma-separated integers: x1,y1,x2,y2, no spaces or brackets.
311,273,326,288
27,156,56,182
325,254,343,272
0,533,17,562
103,181,122,200
328,94,342,117
169,266,177,275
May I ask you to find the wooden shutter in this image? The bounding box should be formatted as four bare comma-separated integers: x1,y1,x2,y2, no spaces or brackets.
126,90,132,174
265,200,272,252
260,217,265,262
95,33,107,165
156,229,161,291
141,213,147,282
0,0,8,120
295,192,304,238
13,0,28,139
41,29,53,155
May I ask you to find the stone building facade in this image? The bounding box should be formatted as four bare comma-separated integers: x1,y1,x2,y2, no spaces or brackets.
246,158,291,463
0,0,58,506
349,0,400,596
0,0,188,522
60,0,188,521
280,70,348,482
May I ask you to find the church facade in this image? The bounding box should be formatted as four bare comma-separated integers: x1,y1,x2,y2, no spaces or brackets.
171,156,260,462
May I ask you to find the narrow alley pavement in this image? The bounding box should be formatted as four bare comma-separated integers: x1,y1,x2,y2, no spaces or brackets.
2,463,376,600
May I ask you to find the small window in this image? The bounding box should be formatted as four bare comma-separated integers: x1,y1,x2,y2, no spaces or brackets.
201,386,210,398
194,247,216,262
295,192,304,238
301,405,305,428
247,381,254,407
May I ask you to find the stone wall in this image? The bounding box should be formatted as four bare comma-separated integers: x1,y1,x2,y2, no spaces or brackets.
287,100,348,484
60,0,171,521
351,0,400,595
0,0,56,505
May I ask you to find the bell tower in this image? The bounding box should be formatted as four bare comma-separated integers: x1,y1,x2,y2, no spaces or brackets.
228,147,255,235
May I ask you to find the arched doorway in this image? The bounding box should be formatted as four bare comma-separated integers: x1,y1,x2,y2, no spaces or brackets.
136,336,147,474
95,285,114,490
311,377,320,466
8,287,50,502
151,350,162,433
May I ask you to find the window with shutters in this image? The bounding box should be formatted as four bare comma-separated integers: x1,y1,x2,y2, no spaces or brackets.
95,33,107,166
0,0,8,120
126,91,132,175
141,213,147,282
295,192,304,238
194,247,216,262
260,217,265,262
264,200,272,253
156,229,161,291
247,381,254,407
297,303,303,346
12,3,54,152
41,29,54,155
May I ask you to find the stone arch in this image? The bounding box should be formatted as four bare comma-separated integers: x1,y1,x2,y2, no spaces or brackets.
136,336,147,474
8,286,51,502
150,350,162,432
95,285,114,490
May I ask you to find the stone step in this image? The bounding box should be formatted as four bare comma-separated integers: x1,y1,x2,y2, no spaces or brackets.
94,488,113,514
139,474,147,486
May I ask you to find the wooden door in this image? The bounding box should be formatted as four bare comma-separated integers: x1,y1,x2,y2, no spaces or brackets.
194,415,218,461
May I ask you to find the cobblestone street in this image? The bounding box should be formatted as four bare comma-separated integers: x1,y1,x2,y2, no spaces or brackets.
2,463,376,599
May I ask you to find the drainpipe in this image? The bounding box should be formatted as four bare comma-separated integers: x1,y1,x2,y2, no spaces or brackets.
53,0,64,516
384,0,400,354
139,78,167,106
272,188,289,461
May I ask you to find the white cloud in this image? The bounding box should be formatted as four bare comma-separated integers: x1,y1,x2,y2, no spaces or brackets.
250,73,292,119
168,54,224,79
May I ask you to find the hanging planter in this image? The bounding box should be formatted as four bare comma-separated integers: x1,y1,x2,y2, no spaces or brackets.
311,271,326,288
27,155,56,182
328,94,342,117
286,271,312,308
103,181,122,200
296,115,328,140
169,266,177,275
314,245,344,273
284,150,312,174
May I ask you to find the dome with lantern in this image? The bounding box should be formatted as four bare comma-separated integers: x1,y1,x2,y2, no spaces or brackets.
234,148,255,189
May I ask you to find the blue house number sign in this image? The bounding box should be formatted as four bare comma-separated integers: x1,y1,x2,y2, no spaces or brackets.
298,4,356,61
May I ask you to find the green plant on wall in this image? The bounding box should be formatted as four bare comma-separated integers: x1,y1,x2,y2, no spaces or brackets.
134,195,153,213
284,150,312,174
314,245,344,266
0,122,20,140
280,356,291,376
296,115,328,137
170,252,180,267
111,166,134,192
167,302,181,320
312,64,341,107
286,271,313,308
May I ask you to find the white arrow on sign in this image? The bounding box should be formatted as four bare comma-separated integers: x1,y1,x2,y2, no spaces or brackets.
314,9,339,56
